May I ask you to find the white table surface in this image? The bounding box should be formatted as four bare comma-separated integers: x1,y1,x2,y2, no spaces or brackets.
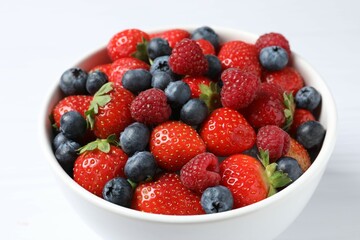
1,0,359,239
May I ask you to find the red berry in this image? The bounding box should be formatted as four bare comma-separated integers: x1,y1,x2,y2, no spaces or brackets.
132,173,204,215
109,57,150,86
217,41,261,77
149,29,190,48
130,88,171,125
107,29,149,61
150,121,206,171
255,32,291,57
74,145,128,197
262,67,304,96
195,39,216,55
290,109,316,136
200,107,256,156
220,154,268,208
285,138,311,172
182,76,211,98
220,68,261,110
180,152,221,193
257,125,290,162
169,39,208,76
90,63,112,78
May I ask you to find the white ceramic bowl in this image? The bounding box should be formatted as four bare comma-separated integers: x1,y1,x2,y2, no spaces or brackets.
40,27,337,240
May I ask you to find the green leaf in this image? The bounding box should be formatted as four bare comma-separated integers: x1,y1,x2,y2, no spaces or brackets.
282,92,295,131
79,141,98,154
98,140,111,153
95,82,113,97
106,134,118,145
199,82,221,112
78,136,117,154
258,149,270,167
95,95,112,107
131,37,149,63
266,162,292,196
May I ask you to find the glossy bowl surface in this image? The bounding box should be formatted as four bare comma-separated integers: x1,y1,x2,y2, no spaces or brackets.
40,27,337,240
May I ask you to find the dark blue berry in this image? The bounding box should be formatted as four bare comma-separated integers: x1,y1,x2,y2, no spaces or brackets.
276,157,303,182
102,177,133,208
86,70,108,95
201,186,233,214
180,99,208,126
60,111,87,140
124,151,157,183
119,122,150,155
165,81,191,108
55,139,81,176
147,38,172,60
242,145,259,159
205,55,222,80
60,68,88,96
295,86,322,111
296,121,326,149
191,26,220,51
259,46,289,71
122,69,152,94
150,56,180,80
151,72,173,90
53,132,69,150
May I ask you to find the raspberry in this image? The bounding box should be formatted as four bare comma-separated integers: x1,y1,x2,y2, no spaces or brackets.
180,152,221,193
130,88,171,125
169,39,208,76
255,32,291,57
220,68,260,110
256,125,290,162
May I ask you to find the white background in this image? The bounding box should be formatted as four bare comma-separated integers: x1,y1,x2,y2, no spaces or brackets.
1,0,359,239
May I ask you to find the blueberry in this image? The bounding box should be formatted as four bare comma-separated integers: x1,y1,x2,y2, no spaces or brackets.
151,72,173,90
102,177,133,208
119,122,150,155
147,38,172,60
259,46,289,71
60,111,87,140
60,68,88,96
86,70,108,95
276,157,303,182
55,139,81,176
165,81,191,108
296,121,326,149
150,56,180,80
53,132,69,150
201,186,233,214
122,69,152,94
124,151,157,183
242,145,259,159
191,26,220,51
180,99,208,126
295,86,322,111
205,55,222,80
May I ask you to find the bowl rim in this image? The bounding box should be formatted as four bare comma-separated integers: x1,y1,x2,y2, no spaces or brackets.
39,26,338,224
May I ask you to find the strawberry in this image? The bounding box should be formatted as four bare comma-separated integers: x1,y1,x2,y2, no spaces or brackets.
132,173,204,215
290,109,316,136
217,41,261,77
149,29,190,48
255,32,291,57
90,63,112,78
262,67,304,96
107,29,150,62
200,107,256,156
243,83,295,130
285,138,311,172
180,152,221,193
256,125,290,162
169,39,208,76
130,88,171,125
52,95,92,128
195,39,216,55
74,136,128,197
220,152,291,208
109,57,150,86
220,68,261,110
182,76,211,98
150,121,206,171
86,82,134,139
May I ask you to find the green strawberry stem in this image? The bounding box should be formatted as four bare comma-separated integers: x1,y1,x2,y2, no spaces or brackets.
86,82,113,130
78,134,118,154
282,92,295,131
132,37,149,63
127,179,138,190
258,149,292,197
199,82,221,112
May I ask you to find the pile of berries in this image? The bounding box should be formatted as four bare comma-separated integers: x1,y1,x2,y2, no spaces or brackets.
50,26,326,215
